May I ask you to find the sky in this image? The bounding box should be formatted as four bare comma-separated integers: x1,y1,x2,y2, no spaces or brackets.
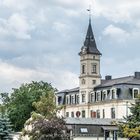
0,0,140,92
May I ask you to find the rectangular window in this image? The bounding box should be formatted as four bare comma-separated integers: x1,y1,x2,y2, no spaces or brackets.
80,128,88,133
76,95,79,104
92,64,97,74
82,94,85,102
71,112,74,117
66,96,69,104
133,89,139,98
82,79,86,84
58,96,62,105
91,93,95,102
69,95,71,104
111,108,115,119
82,65,85,74
103,109,105,118
102,90,107,100
82,110,86,118
71,95,75,104
96,92,101,101
112,89,116,99
96,110,100,118
92,80,96,85
66,112,69,117
91,110,96,118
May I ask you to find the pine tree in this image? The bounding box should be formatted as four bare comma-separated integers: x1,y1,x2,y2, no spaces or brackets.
120,95,140,140
0,105,13,140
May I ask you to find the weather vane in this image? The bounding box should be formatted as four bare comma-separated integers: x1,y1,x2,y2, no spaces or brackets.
87,5,91,22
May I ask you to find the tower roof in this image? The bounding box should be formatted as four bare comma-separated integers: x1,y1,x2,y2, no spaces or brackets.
80,20,101,55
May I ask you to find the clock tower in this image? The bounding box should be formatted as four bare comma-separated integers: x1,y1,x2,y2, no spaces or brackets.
79,19,101,104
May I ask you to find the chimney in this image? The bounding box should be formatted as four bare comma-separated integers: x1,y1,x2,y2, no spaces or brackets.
105,75,112,80
134,72,140,79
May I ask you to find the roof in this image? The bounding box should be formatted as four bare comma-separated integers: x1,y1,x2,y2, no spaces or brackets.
95,76,140,88
57,76,140,94
57,87,79,94
101,126,119,131
79,20,101,55
65,118,122,125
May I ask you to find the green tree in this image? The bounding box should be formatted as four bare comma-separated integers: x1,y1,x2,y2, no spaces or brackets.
32,91,59,118
29,117,68,140
20,89,68,140
0,104,12,139
3,81,56,131
0,116,13,140
120,95,140,140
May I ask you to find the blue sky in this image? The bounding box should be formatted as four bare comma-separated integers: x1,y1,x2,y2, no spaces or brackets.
0,0,140,92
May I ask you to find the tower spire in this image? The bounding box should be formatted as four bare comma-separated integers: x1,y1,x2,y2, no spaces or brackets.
87,5,91,24
79,7,101,56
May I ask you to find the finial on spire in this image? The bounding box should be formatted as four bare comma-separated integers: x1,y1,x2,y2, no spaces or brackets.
87,5,91,23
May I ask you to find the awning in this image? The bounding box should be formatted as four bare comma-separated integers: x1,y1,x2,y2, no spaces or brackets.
101,126,119,131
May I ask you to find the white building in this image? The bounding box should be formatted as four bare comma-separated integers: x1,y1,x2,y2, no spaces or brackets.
56,18,140,120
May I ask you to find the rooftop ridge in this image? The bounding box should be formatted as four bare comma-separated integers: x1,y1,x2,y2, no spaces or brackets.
102,75,133,81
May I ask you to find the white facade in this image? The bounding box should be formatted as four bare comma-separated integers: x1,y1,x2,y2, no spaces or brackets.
56,20,140,120
62,99,134,119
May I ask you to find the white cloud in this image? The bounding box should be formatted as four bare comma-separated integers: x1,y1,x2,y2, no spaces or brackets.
52,0,88,9
0,60,33,92
36,9,48,23
8,13,33,39
0,13,34,39
65,9,80,17
0,59,78,92
102,24,130,42
94,0,140,23
0,0,139,93
2,0,32,10
51,70,79,91
52,22,71,38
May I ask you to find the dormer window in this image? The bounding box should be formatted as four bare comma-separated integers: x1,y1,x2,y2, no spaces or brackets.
102,90,107,100
71,95,75,104
66,95,69,104
133,88,139,99
81,92,86,103
58,96,62,105
76,94,79,104
96,91,101,101
111,88,116,99
91,92,95,102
